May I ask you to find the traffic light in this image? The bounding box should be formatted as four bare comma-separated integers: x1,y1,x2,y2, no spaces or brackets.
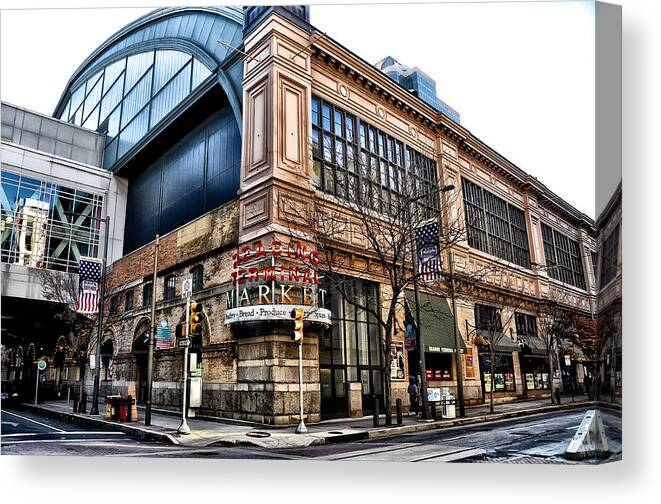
175,323,186,339
189,301,204,337
291,308,304,342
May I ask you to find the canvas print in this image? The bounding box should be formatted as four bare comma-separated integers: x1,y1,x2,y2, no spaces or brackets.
0,1,621,464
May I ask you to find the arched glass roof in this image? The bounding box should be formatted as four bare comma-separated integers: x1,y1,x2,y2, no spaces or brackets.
52,7,244,170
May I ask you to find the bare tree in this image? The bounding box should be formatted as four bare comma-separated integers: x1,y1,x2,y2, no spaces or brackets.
36,268,99,407
468,290,526,414
277,148,497,424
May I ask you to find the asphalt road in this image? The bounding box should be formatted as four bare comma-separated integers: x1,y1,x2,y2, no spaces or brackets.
1,405,621,463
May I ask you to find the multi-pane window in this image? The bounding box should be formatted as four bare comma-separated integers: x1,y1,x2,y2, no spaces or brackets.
600,224,619,287
125,290,134,312
164,275,176,300
55,49,213,170
0,170,103,273
541,223,586,290
319,278,382,401
515,313,537,338
311,96,439,219
191,264,204,292
461,178,531,269
142,283,153,308
475,304,502,332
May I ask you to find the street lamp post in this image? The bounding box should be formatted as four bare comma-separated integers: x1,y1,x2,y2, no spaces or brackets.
145,234,159,426
408,183,456,420
89,215,111,416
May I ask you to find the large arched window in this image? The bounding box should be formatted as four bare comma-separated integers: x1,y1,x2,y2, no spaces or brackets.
56,49,212,168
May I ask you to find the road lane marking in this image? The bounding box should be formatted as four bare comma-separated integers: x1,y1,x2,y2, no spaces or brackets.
1,431,125,438
2,410,65,432
320,442,420,461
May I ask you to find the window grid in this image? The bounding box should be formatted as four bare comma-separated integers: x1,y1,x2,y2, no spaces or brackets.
461,178,531,269
142,283,153,307
311,96,439,218
191,264,204,292
164,275,176,300
600,224,619,287
57,50,212,169
1,171,103,273
515,313,537,338
541,223,586,290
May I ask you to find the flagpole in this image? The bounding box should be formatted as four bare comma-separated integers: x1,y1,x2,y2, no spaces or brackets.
90,215,111,416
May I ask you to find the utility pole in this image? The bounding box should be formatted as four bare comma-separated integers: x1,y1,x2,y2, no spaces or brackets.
90,215,111,416
448,248,466,417
178,296,192,435
145,234,159,426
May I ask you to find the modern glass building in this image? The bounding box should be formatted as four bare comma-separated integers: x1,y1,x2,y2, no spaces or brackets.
375,55,461,123
52,7,245,253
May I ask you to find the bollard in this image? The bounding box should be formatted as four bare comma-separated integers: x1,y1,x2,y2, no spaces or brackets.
79,393,87,413
396,398,403,425
555,389,561,405
430,402,437,420
372,397,380,427
72,395,78,413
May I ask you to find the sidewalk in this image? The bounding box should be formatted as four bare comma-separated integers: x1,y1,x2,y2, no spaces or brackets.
21,393,606,450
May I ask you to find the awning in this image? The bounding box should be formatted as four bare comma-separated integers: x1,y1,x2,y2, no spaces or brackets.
521,337,548,356
404,290,466,353
475,329,521,353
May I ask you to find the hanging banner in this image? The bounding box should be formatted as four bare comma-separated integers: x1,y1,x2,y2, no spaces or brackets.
464,347,475,379
414,220,441,282
77,256,103,314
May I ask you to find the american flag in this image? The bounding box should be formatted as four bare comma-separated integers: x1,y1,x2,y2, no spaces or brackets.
415,220,441,282
77,257,103,314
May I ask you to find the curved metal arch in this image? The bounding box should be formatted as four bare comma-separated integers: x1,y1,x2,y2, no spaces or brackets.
53,6,244,121
68,39,217,95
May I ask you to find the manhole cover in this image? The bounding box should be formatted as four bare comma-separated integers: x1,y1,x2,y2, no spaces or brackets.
328,431,344,435
246,431,271,438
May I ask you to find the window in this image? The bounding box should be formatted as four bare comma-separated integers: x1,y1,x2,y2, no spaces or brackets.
109,295,119,315
311,96,438,218
600,224,619,287
164,275,176,300
474,304,502,332
591,251,598,278
541,223,586,289
461,178,531,269
142,283,153,307
515,313,537,337
425,353,453,381
191,265,204,292
125,290,134,312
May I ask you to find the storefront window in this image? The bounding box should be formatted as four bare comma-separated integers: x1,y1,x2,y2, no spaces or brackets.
520,355,550,390
481,351,516,392
425,353,453,381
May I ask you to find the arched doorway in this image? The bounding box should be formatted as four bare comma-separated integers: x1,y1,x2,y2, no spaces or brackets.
100,336,114,396
132,320,150,404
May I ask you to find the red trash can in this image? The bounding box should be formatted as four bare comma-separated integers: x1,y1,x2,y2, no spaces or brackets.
119,402,129,422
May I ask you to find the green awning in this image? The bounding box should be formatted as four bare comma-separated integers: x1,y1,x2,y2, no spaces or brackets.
404,291,466,353
476,329,521,353
525,337,548,355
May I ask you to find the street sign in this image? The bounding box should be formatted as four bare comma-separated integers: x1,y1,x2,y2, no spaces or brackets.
37,360,46,371
182,275,193,299
178,337,190,348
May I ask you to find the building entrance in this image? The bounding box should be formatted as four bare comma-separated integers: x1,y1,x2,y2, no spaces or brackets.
319,279,382,419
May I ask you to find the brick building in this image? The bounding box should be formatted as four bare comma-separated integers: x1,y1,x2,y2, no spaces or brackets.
2,6,605,425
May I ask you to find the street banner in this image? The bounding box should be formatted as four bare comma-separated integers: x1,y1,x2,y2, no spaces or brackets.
77,256,103,314
415,220,441,282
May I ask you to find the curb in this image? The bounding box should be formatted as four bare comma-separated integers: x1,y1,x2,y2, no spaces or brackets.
20,403,179,446
345,401,596,442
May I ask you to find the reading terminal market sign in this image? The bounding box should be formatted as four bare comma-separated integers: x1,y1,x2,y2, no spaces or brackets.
223,240,332,326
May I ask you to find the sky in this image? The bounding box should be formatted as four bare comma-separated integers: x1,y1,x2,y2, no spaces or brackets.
0,0,596,217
